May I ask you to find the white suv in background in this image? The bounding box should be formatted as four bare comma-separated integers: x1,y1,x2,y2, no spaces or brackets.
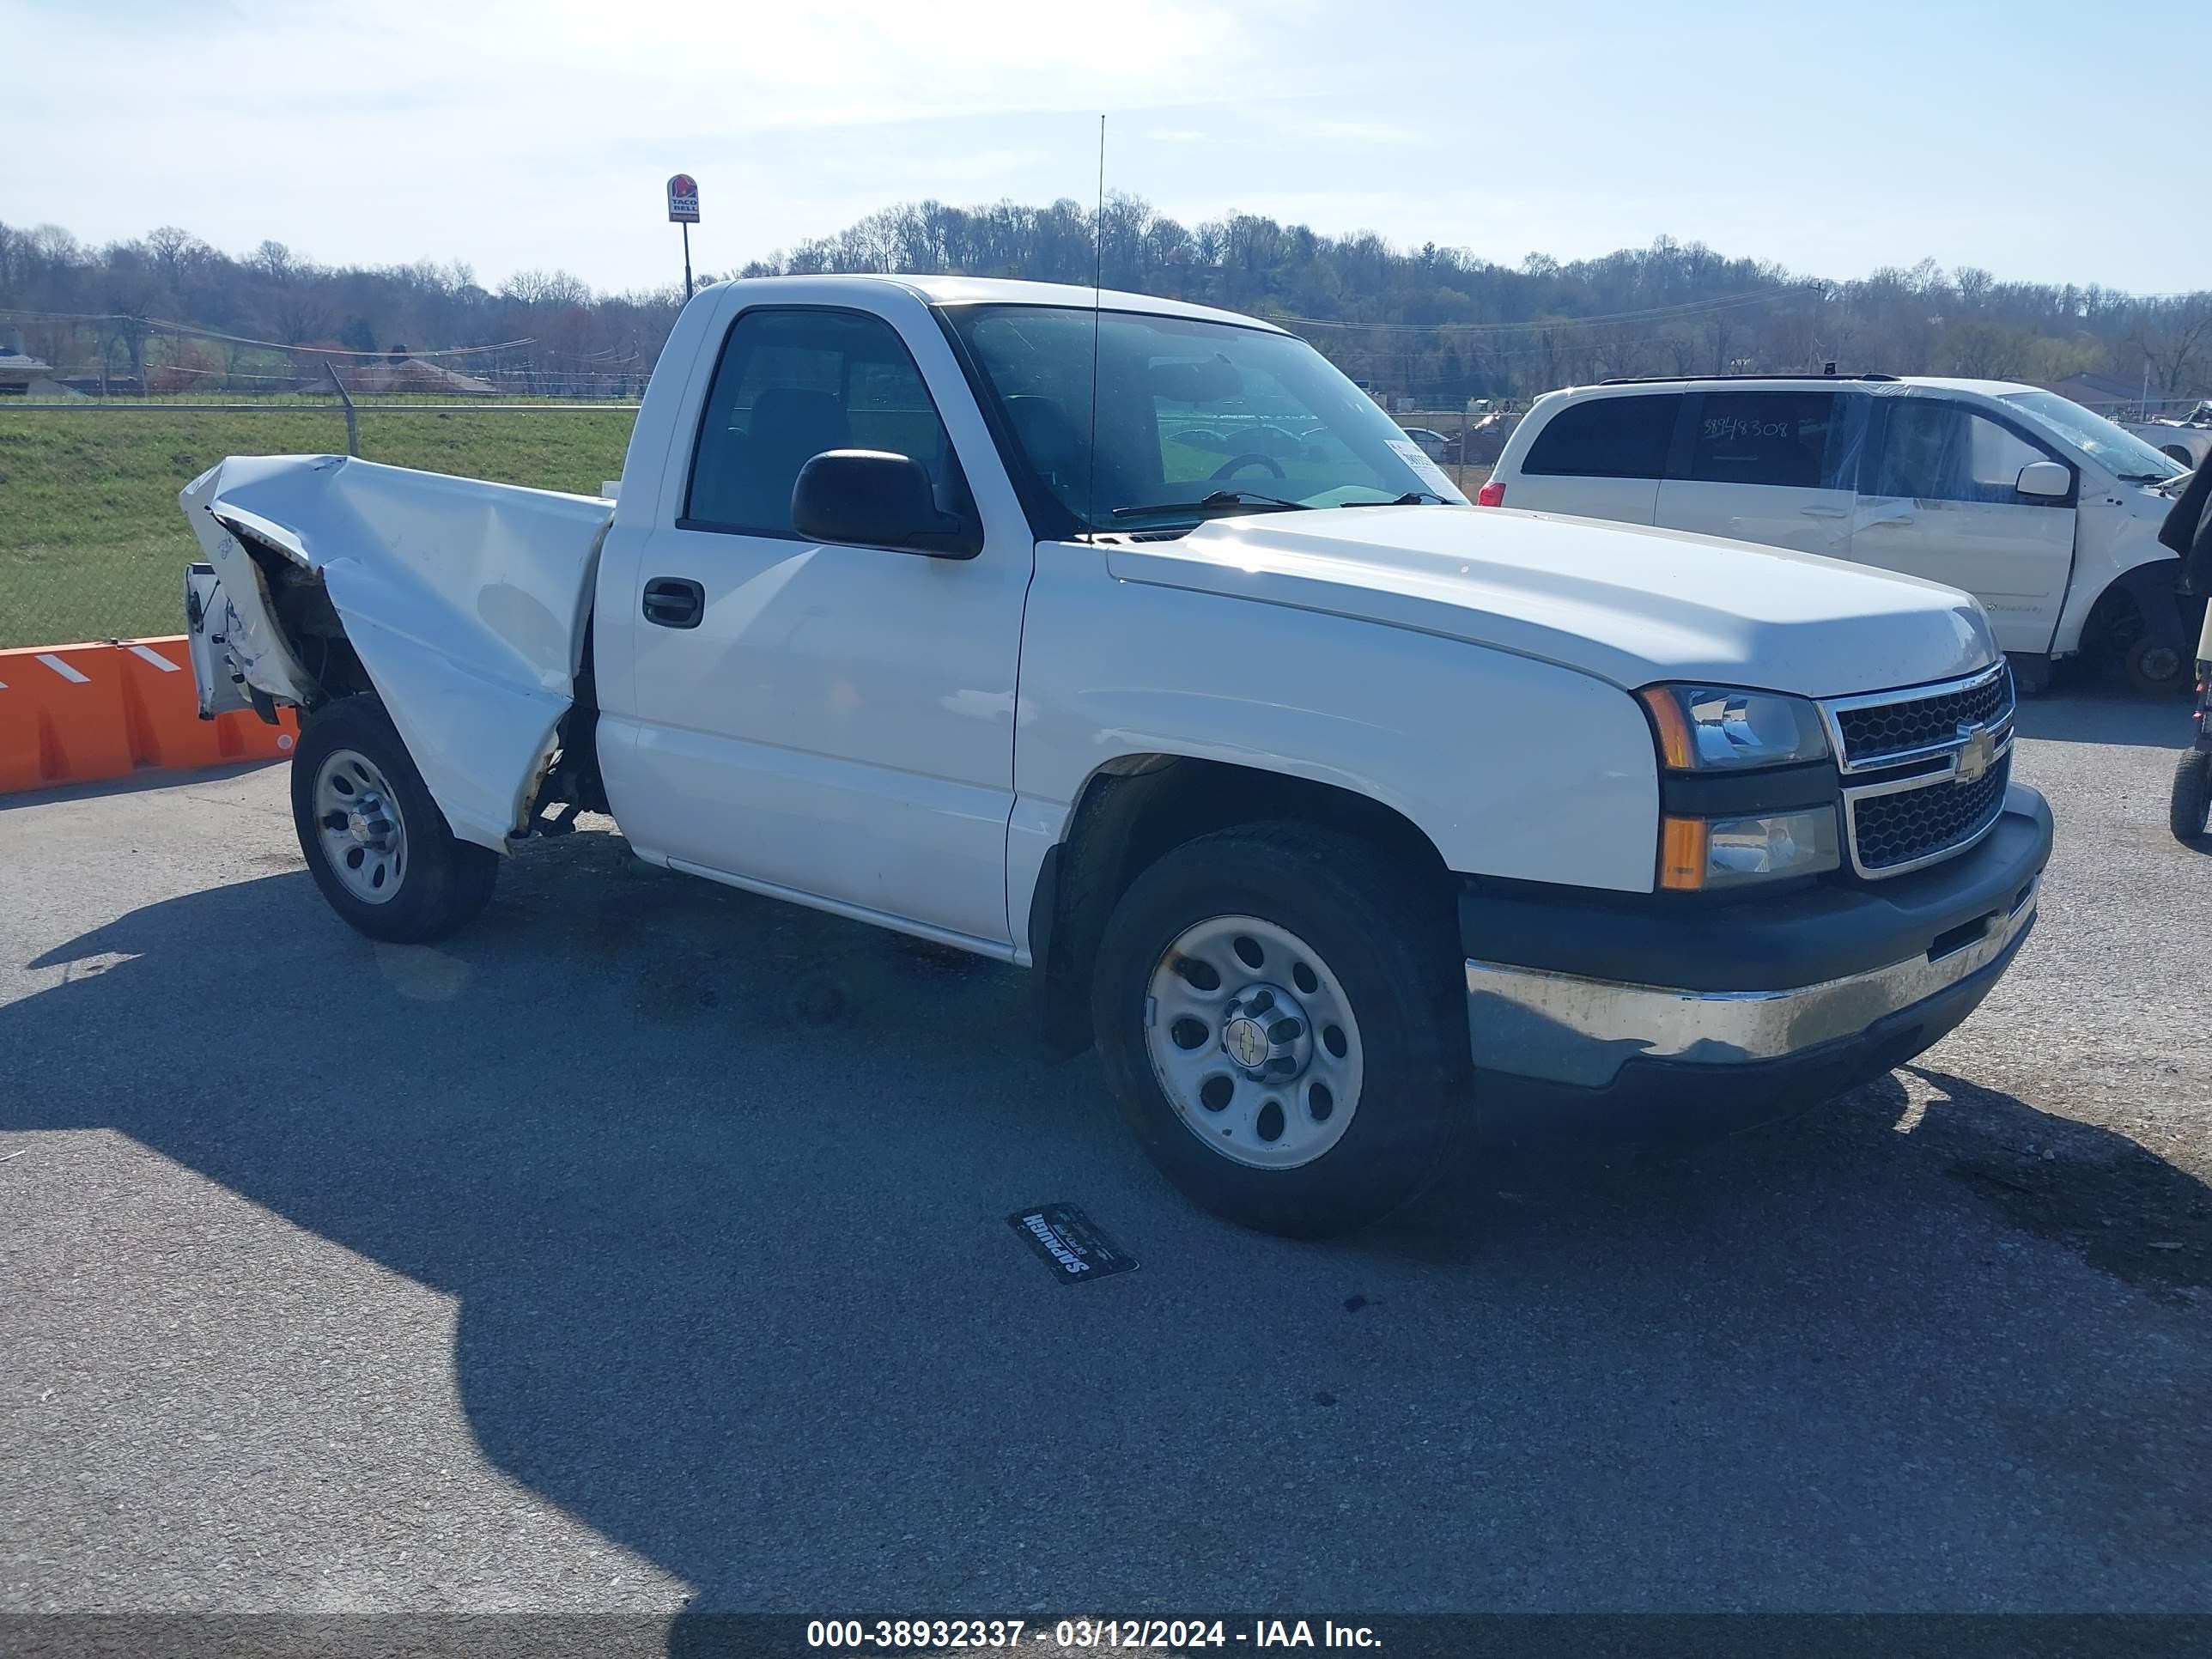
1483,374,2196,695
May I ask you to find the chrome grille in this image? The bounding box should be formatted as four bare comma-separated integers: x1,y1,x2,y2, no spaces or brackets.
1820,661,2016,879
1849,753,2011,874
1827,661,2013,772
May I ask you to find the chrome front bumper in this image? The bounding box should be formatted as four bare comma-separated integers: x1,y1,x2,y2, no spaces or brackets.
1464,877,2039,1091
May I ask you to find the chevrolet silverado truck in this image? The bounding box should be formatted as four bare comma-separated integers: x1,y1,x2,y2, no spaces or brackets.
180,275,2053,1236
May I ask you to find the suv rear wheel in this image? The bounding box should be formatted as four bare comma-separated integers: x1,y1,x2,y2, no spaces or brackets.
1091,823,1466,1236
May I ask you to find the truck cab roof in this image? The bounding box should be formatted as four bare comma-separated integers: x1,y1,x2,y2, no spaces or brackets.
700,272,1291,335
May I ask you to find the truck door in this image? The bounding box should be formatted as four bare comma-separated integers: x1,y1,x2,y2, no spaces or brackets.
1654,388,1859,557
603,297,1032,950
1850,398,2076,654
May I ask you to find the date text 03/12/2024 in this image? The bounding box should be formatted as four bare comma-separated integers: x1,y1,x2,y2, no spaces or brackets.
804,1621,1382,1650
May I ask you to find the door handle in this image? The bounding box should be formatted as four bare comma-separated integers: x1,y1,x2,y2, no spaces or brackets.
1800,505,1850,519
641,576,705,629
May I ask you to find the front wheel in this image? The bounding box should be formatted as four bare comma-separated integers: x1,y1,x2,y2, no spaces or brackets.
2102,576,2191,698
2126,632,2189,699
2172,748,2212,844
1091,823,1466,1236
290,696,498,943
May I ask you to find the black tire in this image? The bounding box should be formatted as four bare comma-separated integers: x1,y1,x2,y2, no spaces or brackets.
2102,575,2191,698
2126,631,2189,699
2172,748,2212,844
1090,823,1467,1237
289,696,499,943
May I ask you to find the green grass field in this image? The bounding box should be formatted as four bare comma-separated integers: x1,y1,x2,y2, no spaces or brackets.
0,408,635,647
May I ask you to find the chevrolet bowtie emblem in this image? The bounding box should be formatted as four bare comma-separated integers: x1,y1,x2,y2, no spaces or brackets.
1955,725,1996,785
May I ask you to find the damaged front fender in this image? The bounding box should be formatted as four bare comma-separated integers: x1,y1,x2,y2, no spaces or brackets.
179,454,613,852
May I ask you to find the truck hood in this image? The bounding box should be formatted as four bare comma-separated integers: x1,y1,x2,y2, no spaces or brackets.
1105,506,1998,698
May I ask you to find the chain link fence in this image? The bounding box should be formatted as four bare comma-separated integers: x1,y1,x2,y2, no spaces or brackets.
0,401,637,650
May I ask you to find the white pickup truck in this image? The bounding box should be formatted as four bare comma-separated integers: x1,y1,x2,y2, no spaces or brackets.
180,275,2052,1236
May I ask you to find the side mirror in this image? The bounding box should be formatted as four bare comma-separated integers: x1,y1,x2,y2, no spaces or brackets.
2015,459,2071,500
791,450,980,558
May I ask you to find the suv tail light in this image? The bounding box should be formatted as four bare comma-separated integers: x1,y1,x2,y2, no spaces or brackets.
1475,480,1505,507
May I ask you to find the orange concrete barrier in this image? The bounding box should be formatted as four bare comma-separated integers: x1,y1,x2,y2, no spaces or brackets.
0,643,136,793
0,636,296,796
115,637,296,773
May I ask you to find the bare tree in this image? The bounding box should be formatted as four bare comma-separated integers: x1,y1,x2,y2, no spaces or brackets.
2129,298,2212,398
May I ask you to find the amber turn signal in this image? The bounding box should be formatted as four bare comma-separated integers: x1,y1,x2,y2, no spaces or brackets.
1639,686,1697,770
1658,815,1710,890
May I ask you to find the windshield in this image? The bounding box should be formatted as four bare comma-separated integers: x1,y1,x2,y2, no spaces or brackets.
2000,391,2187,481
945,305,1463,533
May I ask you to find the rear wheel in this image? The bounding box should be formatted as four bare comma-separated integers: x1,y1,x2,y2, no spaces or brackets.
2172,748,2212,844
290,696,498,943
1091,823,1466,1236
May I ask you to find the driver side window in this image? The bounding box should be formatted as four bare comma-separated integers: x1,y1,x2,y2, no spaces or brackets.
1869,401,2060,505
684,307,965,538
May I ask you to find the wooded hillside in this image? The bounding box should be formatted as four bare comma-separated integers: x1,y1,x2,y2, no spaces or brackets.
5,198,2205,406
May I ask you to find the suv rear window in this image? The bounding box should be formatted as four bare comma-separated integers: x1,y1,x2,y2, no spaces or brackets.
1521,393,1680,479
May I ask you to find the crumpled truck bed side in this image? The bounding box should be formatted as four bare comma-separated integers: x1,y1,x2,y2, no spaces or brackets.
179,453,614,851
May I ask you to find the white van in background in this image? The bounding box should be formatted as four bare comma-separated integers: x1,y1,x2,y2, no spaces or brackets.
1482,375,2195,695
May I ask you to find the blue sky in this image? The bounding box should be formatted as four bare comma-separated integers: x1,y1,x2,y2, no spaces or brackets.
4,0,2203,295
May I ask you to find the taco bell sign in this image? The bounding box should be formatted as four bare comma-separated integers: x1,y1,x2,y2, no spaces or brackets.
666,174,700,224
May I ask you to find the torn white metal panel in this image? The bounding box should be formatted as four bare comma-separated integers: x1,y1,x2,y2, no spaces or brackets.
183,563,255,717
179,459,324,708
178,454,613,851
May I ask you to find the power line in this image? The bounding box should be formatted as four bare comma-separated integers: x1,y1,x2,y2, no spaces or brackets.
0,307,534,358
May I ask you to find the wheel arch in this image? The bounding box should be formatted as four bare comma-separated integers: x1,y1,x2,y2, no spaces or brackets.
2081,556,2188,659
1027,752,1453,1058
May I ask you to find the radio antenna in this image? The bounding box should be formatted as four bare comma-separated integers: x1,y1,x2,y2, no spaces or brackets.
1084,113,1105,539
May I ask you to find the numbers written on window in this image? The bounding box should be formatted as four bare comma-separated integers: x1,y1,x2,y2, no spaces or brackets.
684,307,968,538
1686,392,1843,489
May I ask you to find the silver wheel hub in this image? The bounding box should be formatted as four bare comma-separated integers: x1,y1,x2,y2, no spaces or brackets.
313,748,408,905
1144,915,1364,1171
1218,983,1312,1079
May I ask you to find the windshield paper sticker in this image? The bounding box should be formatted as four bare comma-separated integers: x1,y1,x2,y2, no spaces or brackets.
1387,437,1458,497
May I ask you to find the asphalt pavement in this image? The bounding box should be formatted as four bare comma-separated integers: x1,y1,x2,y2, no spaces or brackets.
3,686,2209,1626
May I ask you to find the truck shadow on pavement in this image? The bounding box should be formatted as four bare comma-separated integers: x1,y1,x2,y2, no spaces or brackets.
5,831,2210,1614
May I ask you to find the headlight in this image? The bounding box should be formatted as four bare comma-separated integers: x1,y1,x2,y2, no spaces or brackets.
1659,806,1840,890
1638,684,1829,771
